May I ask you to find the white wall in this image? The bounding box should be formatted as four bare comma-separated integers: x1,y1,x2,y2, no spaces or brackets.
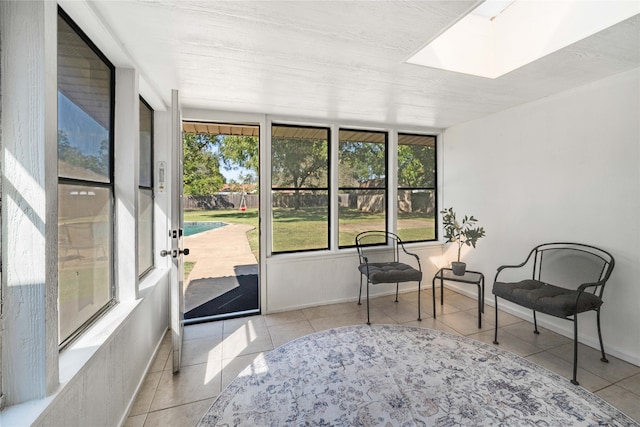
1,91,172,427
442,68,640,365
1,0,59,405
266,245,443,312
31,272,169,427
0,2,174,424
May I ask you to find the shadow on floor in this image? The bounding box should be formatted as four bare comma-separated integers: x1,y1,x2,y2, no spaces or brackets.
185,274,258,319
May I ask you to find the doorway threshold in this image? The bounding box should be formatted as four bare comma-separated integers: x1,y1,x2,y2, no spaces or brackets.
183,308,261,326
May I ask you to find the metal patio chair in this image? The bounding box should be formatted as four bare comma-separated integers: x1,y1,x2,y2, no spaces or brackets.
492,242,615,385
356,231,423,325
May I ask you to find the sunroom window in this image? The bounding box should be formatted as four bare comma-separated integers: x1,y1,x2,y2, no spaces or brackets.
271,124,330,253
138,98,154,277
397,133,437,242
338,129,387,247
57,8,115,347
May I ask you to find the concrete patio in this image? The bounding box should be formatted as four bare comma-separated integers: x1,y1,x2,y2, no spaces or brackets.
183,223,258,314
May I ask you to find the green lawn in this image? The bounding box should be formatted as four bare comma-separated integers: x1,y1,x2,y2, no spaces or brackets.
184,207,434,253
272,207,329,251
184,261,196,280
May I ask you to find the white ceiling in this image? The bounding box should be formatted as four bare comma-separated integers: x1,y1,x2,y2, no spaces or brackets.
78,0,639,129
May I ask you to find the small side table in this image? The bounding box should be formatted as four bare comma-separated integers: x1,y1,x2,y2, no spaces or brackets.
432,268,485,328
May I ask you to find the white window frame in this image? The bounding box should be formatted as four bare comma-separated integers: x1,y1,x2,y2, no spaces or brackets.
57,7,117,348
138,97,155,279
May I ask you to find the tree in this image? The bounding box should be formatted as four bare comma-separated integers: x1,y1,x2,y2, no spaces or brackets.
58,129,109,178
271,137,328,209
397,144,435,188
217,135,259,175
182,133,225,195
339,141,386,187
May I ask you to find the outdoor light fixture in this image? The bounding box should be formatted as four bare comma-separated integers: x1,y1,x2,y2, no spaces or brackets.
406,0,640,79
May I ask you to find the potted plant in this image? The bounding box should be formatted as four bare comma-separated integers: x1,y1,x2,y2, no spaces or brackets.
440,207,486,275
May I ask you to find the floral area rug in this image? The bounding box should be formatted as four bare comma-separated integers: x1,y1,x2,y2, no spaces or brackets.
198,324,638,426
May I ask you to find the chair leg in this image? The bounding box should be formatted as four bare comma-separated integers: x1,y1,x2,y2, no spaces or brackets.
366,281,371,325
417,281,422,322
431,277,437,320
476,282,482,329
358,274,363,305
571,315,579,385
395,282,399,302
533,311,540,334
597,309,609,363
493,295,499,345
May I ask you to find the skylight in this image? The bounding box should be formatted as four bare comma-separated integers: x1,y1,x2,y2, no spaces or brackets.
406,0,640,79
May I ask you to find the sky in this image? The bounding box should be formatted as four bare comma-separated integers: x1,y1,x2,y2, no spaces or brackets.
58,91,108,158
210,140,256,184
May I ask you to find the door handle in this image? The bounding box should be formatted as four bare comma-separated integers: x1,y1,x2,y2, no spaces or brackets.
160,248,189,257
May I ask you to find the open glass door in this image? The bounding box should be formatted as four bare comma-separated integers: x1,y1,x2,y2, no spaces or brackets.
181,122,260,323
168,89,187,373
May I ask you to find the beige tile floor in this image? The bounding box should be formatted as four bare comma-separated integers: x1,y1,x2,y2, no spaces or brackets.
125,288,640,426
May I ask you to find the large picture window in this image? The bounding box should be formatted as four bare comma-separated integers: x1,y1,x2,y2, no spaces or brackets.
338,129,387,247
397,133,437,242
57,9,115,346
138,98,154,277
271,124,330,253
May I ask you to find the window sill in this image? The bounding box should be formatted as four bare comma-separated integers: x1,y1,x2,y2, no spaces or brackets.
59,299,141,383
267,241,443,262
59,268,170,383
139,267,170,296
403,240,444,249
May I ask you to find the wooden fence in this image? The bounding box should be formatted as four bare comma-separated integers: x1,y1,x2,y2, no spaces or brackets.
184,190,434,214
184,194,258,210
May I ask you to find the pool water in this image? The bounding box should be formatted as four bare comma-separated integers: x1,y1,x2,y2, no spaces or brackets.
184,221,226,236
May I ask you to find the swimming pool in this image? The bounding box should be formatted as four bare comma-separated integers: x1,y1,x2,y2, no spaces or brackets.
184,221,226,236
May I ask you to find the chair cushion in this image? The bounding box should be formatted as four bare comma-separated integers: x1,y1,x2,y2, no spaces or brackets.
359,262,422,284
493,279,603,318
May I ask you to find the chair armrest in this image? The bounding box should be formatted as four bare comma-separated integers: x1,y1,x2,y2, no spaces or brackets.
399,242,422,271
496,263,527,273
577,282,602,292
494,248,536,283
569,282,605,315
407,252,422,271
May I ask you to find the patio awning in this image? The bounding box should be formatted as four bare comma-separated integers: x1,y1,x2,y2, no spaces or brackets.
182,121,435,146
183,122,259,137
